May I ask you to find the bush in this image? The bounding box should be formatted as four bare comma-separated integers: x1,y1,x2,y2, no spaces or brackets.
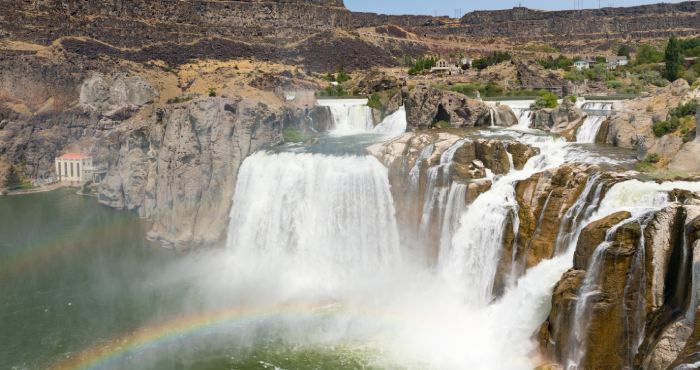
652,116,681,137
208,88,217,97
336,67,350,83
606,80,623,89
538,55,574,70
473,52,512,70
669,100,698,118
3,165,22,189
167,94,196,104
317,85,348,97
636,44,664,65
367,92,381,109
644,153,660,163
407,56,437,75
531,91,559,109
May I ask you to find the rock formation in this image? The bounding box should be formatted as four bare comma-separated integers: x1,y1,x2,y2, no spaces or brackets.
98,97,284,249
532,100,587,141
404,85,517,130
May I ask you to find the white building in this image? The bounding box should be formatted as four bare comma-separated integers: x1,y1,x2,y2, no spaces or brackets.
55,153,94,183
606,55,629,70
574,60,591,71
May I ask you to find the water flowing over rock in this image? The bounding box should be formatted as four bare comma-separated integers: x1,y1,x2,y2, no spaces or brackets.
227,152,401,272
98,97,283,249
538,180,700,370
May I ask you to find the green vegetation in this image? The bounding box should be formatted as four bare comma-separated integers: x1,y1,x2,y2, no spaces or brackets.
406,56,438,75
665,36,683,81
473,52,512,70
317,85,348,97
652,100,698,137
617,45,632,58
433,120,452,129
367,92,381,109
208,88,217,97
636,44,664,65
530,91,559,109
322,67,350,83
636,153,661,172
3,165,23,189
538,54,574,70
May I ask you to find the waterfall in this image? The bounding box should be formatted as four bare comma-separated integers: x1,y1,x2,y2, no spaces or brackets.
581,101,613,111
373,107,407,137
439,136,570,305
227,152,401,276
316,98,374,135
562,180,700,369
576,116,606,143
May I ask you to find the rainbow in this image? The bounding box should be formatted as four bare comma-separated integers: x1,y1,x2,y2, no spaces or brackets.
48,302,358,370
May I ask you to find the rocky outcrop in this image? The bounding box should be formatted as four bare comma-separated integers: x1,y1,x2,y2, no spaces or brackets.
80,73,157,118
532,100,586,141
453,2,700,45
404,85,517,130
601,80,698,163
669,142,700,174
367,131,537,263
541,203,700,370
98,97,283,249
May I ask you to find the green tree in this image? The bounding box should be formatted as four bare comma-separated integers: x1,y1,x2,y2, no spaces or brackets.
3,165,22,189
617,45,632,58
635,44,664,65
665,36,683,81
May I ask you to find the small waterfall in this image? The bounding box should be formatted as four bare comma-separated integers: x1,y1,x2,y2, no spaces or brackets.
581,101,613,111
373,107,407,137
317,98,374,135
576,116,606,143
227,152,401,275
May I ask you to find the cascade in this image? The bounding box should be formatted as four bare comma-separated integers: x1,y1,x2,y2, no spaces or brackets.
373,107,407,137
576,115,606,143
581,101,614,111
316,98,374,135
227,152,401,277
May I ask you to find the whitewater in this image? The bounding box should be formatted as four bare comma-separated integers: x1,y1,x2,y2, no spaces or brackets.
187,99,699,370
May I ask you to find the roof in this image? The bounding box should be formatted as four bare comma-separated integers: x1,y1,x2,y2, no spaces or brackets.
58,153,88,160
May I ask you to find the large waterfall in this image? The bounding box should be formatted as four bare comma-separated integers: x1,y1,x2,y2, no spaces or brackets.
220,102,700,370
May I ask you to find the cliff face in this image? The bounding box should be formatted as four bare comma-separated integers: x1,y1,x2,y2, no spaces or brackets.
454,2,700,43
98,97,283,249
1,0,351,47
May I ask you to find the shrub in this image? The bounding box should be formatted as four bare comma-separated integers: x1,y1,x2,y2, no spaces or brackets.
669,100,698,118
644,153,660,163
473,52,512,70
652,116,681,137
531,91,559,109
606,80,623,89
407,56,437,75
336,67,350,83
208,88,217,97
3,165,22,189
367,93,381,109
538,55,574,70
636,44,664,65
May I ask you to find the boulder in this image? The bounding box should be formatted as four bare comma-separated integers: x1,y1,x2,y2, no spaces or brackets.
404,84,492,129
532,100,586,141
668,142,700,174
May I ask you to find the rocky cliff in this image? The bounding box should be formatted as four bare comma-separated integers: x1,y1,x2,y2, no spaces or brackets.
98,97,284,249
452,2,700,45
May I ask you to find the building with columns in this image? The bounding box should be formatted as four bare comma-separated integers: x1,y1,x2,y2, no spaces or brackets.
55,153,92,183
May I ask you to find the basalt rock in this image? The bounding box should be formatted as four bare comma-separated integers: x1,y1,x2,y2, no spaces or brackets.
405,85,514,130
98,97,283,249
80,72,157,118
532,100,586,141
